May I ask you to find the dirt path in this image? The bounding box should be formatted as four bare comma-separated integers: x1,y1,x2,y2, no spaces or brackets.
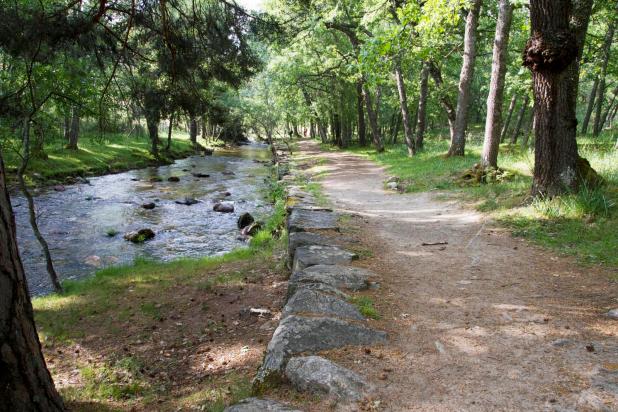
298,140,618,411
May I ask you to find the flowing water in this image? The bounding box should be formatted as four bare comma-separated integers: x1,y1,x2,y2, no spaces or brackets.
12,143,272,296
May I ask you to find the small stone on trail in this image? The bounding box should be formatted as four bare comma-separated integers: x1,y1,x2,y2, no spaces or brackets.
607,309,618,319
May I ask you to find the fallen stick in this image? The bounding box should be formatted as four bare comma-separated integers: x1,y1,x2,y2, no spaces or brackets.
421,241,448,246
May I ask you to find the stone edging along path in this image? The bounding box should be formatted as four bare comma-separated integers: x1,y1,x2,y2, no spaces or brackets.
224,143,387,411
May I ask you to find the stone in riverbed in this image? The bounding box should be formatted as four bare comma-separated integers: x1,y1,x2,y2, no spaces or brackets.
241,222,262,237
213,202,234,213
282,289,363,320
223,398,301,412
285,356,370,402
287,208,338,233
237,212,255,229
293,245,357,272
287,265,372,299
253,315,386,391
142,202,156,210
124,228,155,243
175,197,199,206
167,176,180,182
192,172,210,178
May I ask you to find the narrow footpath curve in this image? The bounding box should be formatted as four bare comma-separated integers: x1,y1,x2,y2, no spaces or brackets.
299,140,618,411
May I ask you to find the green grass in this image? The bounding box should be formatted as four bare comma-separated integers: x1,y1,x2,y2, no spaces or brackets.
343,127,618,268
349,295,380,319
1,131,196,186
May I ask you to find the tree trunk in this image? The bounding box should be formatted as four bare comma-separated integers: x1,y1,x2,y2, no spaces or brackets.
580,75,598,134
481,0,514,168
356,81,367,146
523,0,594,196
189,116,198,145
510,94,530,144
362,84,385,152
500,95,518,142
146,116,159,158
166,112,174,151
0,151,65,411
394,63,415,156
415,62,430,150
66,107,80,150
600,87,618,130
592,12,615,136
63,114,70,141
449,0,483,157
428,61,457,143
334,112,342,147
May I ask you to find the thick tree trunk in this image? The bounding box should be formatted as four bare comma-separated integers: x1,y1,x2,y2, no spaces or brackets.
146,116,159,158
428,61,457,141
189,116,198,145
166,112,174,151
362,84,385,152
63,114,70,141
481,0,514,168
581,75,598,134
600,87,618,129
523,0,594,196
66,108,80,150
356,82,367,146
394,63,415,156
0,135,66,412
449,0,482,157
500,95,518,142
415,62,430,150
510,94,530,144
592,13,615,136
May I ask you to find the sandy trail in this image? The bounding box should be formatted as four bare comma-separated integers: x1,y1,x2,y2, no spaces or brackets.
299,140,618,411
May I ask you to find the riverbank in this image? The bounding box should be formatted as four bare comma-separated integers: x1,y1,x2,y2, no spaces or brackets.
340,129,617,269
32,169,288,411
2,132,200,189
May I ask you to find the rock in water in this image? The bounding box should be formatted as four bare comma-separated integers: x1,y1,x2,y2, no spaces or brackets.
53,185,66,192
237,212,255,229
214,202,234,213
176,197,199,206
223,398,300,412
192,172,210,178
142,202,156,210
167,176,180,182
285,356,370,401
241,222,262,237
124,228,155,243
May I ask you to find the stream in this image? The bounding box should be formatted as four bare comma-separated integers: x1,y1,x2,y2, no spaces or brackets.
12,143,272,296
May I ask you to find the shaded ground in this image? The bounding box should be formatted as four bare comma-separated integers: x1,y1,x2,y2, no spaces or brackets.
298,140,618,411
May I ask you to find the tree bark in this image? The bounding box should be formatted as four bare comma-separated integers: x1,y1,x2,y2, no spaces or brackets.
356,81,367,146
600,86,618,129
449,0,483,157
189,116,198,145
580,75,598,134
66,107,80,150
523,0,594,196
146,116,159,158
481,0,514,168
394,62,415,156
362,83,385,152
500,94,518,142
415,62,430,150
510,94,530,144
0,135,66,412
166,112,174,151
428,61,457,141
592,11,615,136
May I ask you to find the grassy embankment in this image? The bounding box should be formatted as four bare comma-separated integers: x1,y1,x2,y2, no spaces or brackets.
1,131,201,187
341,128,617,269
32,175,288,411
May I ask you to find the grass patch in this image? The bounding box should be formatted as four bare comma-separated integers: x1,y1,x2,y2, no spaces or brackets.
342,127,618,267
350,295,380,319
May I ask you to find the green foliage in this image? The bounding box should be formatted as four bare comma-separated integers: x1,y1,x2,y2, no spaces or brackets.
349,295,380,319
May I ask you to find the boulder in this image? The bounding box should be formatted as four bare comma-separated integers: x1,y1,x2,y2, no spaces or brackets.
53,185,66,192
237,212,255,229
287,208,338,233
176,197,199,206
282,289,363,320
285,356,370,402
288,232,336,263
223,398,301,412
287,265,372,299
142,202,156,210
149,177,163,183
293,245,357,272
253,315,386,390
286,282,349,301
241,222,262,237
124,228,155,243
213,202,235,213
167,176,180,182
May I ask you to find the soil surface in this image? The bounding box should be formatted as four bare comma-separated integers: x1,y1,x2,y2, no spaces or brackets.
298,140,618,411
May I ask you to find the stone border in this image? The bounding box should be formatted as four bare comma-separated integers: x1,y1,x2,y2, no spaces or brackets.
224,142,386,412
